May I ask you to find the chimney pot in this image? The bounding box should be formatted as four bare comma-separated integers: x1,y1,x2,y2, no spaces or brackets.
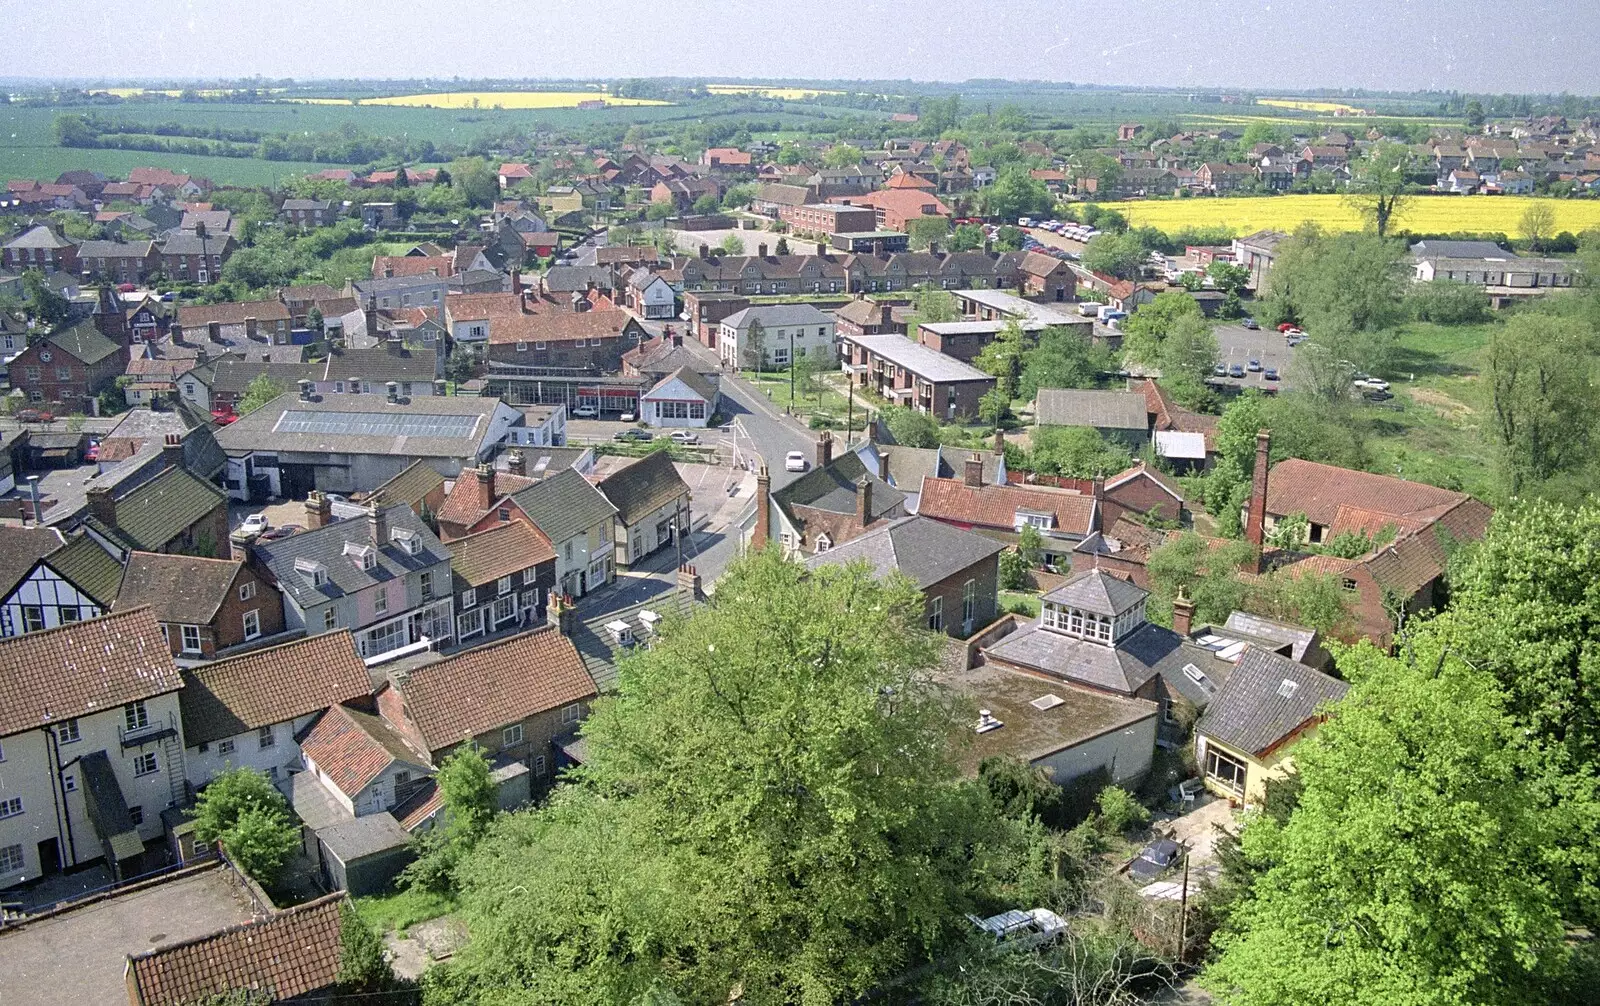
815,430,833,469
964,453,984,488
506,450,526,476
368,496,388,546
161,432,183,471
475,462,496,512
305,490,332,529
676,562,702,599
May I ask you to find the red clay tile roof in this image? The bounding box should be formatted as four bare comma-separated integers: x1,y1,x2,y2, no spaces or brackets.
886,171,937,189
372,254,455,279
300,705,429,797
126,892,346,1006
485,299,638,346
1106,462,1185,504
176,299,291,329
179,632,373,747
446,521,556,586
1361,530,1447,596
840,189,951,220
397,626,594,752
1266,458,1484,531
917,476,1097,535
436,470,536,529
0,607,179,737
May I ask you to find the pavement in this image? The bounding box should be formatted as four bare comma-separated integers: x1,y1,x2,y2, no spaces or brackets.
0,865,254,1006
1209,323,1297,391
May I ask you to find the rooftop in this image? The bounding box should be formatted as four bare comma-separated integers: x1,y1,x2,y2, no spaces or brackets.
803,515,1004,589
300,704,431,799
1035,389,1150,431
446,520,557,586
114,552,242,626
842,333,996,383
179,632,373,747
1197,646,1349,756
216,392,504,459
953,289,1082,325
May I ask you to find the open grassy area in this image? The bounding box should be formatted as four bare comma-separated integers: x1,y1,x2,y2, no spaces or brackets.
999,590,1041,618
741,368,861,424
1099,195,1600,236
354,888,458,935
327,91,672,109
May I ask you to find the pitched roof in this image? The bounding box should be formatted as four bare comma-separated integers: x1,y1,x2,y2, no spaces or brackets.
436,469,537,529
484,299,639,346
773,450,905,522
803,515,1004,588
446,520,556,586
253,505,447,608
116,552,242,625
1265,458,1483,531
372,254,454,279
176,298,291,329
98,466,226,551
370,459,446,511
1042,569,1150,616
0,607,180,738
506,467,617,545
917,477,1097,536
46,319,120,366
320,341,438,383
126,893,347,1006
300,704,430,797
1197,646,1348,756
596,451,690,526
1035,389,1149,431
844,333,994,384
841,189,951,219
180,632,372,747
985,615,1231,706
0,525,64,598
396,627,595,752
721,303,834,330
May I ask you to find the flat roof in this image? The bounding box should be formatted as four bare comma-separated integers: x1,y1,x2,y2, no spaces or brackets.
842,333,994,383
919,319,1051,336
953,289,1083,325
217,392,502,458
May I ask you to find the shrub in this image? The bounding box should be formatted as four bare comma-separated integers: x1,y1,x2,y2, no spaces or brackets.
1095,786,1151,836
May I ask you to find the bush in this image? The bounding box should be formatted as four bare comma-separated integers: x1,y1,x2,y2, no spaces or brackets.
1406,280,1491,324
1095,786,1151,836
807,412,837,430
998,548,1028,590
192,768,300,887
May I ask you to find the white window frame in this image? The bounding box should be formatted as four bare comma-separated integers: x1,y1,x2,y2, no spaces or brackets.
180,624,202,654
239,581,256,602
258,724,276,749
58,718,80,744
218,738,236,755
561,703,581,724
0,844,23,874
0,797,22,819
497,575,513,596
323,607,339,631
125,701,149,732
503,723,524,746
461,587,477,608
374,588,388,615
928,595,944,632
242,609,261,640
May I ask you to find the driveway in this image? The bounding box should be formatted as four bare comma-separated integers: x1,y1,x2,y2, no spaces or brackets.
1209,323,1296,391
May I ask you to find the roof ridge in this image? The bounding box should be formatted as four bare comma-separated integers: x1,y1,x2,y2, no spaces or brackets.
196,628,356,673
129,889,346,962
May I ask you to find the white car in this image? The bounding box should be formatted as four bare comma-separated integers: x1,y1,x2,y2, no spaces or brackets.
571,404,599,419
240,513,270,534
967,908,1069,952
785,451,807,472
619,411,637,423
669,431,700,445
1353,377,1391,392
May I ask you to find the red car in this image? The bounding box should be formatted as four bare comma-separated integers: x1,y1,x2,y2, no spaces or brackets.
16,409,54,423
211,408,238,425
1276,322,1296,333
84,441,101,462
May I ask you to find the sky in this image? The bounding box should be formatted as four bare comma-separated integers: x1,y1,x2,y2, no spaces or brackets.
6,0,1598,95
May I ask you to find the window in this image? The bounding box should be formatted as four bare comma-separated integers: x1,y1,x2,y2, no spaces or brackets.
239,581,256,602
58,719,80,744
128,805,144,826
516,341,528,352
59,607,81,624
22,606,44,633
125,701,149,732
1205,747,1248,796
218,738,236,755
258,724,276,749
498,507,511,523
23,366,40,382
55,366,71,381
962,580,977,626
1341,578,1358,591
493,594,515,625
62,772,77,793
374,588,388,615
0,845,22,875
323,608,339,631
533,755,547,777
564,542,574,564
394,770,410,785
561,703,581,724
521,566,539,585
503,723,524,746
927,596,944,632
498,575,513,596
420,570,434,600
0,797,22,819
458,607,484,638
242,609,260,640
534,340,547,350
180,624,202,654
573,338,586,348
132,751,159,776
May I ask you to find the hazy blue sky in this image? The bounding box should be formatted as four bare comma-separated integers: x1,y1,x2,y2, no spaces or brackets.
8,0,1598,94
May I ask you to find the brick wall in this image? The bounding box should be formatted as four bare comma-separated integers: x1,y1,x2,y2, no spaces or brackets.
922,552,1000,638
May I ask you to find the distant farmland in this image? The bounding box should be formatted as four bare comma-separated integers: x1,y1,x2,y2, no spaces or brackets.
1099,195,1600,236
291,92,672,109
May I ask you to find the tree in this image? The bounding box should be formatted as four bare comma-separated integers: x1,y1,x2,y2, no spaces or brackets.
1145,533,1257,626
789,345,828,404
742,316,767,373
22,269,70,327
1345,141,1414,237
907,215,952,250
1202,644,1580,1006
1018,325,1115,400
973,319,1027,400
880,403,941,448
645,201,674,221
993,225,1025,252
823,143,863,168
950,222,986,252
306,306,324,334
441,552,1062,1005
983,167,1052,222
1025,426,1133,480
978,387,1009,428
905,284,958,329
1120,290,1203,368
337,901,404,997
236,374,286,416
717,232,746,256
1519,200,1557,252
191,769,300,887
691,193,721,215
774,236,790,256
1207,261,1249,294
447,156,499,208
1484,311,1596,495
1464,98,1487,128
1157,314,1220,411
1080,231,1146,281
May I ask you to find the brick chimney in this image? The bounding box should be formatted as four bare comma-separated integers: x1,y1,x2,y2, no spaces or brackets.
1245,428,1271,549
758,243,768,259
876,446,890,486
1092,474,1105,500
161,432,183,470
815,430,833,469
305,490,332,530
752,464,771,550
698,243,708,260
474,462,496,513
964,452,984,488
547,593,577,635
506,451,526,476
368,495,388,546
856,475,874,528
510,269,522,296
86,485,116,529
207,321,222,343
1172,590,1196,637
677,563,701,599
815,241,827,256
298,379,313,401
993,428,1005,455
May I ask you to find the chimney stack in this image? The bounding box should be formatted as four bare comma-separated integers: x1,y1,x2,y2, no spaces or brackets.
368,495,388,546
698,243,709,260
299,379,313,401
474,462,496,512
1245,428,1271,550
856,475,874,528
815,430,833,469
547,593,578,636
161,432,183,471
1092,474,1105,500
1172,590,1196,637
993,428,1005,455
510,268,522,296
964,452,984,488
305,490,332,530
876,446,890,486
752,464,771,550
434,379,446,397
208,321,221,343
506,450,526,476
815,241,827,256
386,381,398,404
86,485,116,529
677,563,702,599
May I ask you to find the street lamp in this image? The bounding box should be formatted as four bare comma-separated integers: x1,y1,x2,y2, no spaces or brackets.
788,329,796,405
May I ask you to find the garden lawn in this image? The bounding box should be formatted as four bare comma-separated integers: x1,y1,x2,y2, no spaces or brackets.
741,368,858,422
354,888,458,935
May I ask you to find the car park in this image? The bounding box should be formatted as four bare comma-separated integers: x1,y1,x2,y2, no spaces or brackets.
785,450,807,472
1276,323,1297,333
1247,358,1262,372
619,411,638,423
1264,367,1280,381
1213,363,1228,377
614,429,653,442
1240,317,1260,330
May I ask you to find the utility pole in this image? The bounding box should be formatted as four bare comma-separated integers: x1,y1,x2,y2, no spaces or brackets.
1177,852,1191,965
788,329,796,406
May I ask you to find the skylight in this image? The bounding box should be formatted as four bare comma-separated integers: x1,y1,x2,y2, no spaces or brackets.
1277,679,1301,699
1030,694,1066,711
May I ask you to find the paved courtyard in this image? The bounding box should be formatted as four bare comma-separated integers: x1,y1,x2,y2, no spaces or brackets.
0,865,255,1006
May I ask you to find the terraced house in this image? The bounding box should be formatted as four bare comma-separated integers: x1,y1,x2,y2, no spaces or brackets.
665,247,1045,297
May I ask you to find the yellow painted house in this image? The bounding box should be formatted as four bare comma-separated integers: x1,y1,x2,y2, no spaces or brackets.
1194,645,1348,804
542,187,583,216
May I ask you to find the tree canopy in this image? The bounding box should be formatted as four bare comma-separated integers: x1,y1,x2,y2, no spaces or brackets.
191,768,300,887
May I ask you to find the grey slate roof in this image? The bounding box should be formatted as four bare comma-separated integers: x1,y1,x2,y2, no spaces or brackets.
773,450,905,522
721,304,833,330
1409,239,1515,259
159,233,232,255
570,584,699,692
645,366,717,403
1035,389,1150,431
1221,611,1320,665
47,319,121,365
252,505,448,608
507,467,617,545
282,198,332,211
843,334,995,383
1042,569,1149,617
803,515,1004,589
542,265,616,293
985,618,1233,707
321,343,439,383
1197,646,1348,756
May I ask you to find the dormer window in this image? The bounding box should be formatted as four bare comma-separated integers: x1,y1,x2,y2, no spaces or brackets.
294,557,328,587
344,541,377,570
1015,510,1053,531
391,528,423,556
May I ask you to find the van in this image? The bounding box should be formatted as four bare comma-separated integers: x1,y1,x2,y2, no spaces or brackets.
1097,304,1122,322
1078,302,1103,317
1018,216,1033,228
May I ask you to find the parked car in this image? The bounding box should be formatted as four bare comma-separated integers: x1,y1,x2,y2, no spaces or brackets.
1264,367,1280,381
1276,322,1297,333
967,908,1069,953
262,524,302,540
84,440,100,462
619,411,638,423
240,513,270,534
1363,389,1395,402
1128,838,1183,881
1213,363,1228,377
15,409,53,424
1247,358,1262,372
323,493,349,505
1240,317,1260,330
785,450,807,472
211,408,238,425
1353,377,1390,392
614,429,653,442
571,404,599,419
1228,363,1245,378
669,431,700,445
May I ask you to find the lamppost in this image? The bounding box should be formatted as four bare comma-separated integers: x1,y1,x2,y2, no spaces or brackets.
788,329,796,405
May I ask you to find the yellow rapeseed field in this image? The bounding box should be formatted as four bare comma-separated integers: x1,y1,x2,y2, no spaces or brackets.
1097,195,1600,236
704,85,843,99
285,92,671,109
1257,98,1367,115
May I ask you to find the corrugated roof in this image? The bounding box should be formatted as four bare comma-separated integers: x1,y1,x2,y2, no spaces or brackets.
180,632,372,747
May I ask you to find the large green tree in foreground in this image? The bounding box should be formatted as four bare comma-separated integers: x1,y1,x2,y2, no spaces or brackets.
430,551,1061,1006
